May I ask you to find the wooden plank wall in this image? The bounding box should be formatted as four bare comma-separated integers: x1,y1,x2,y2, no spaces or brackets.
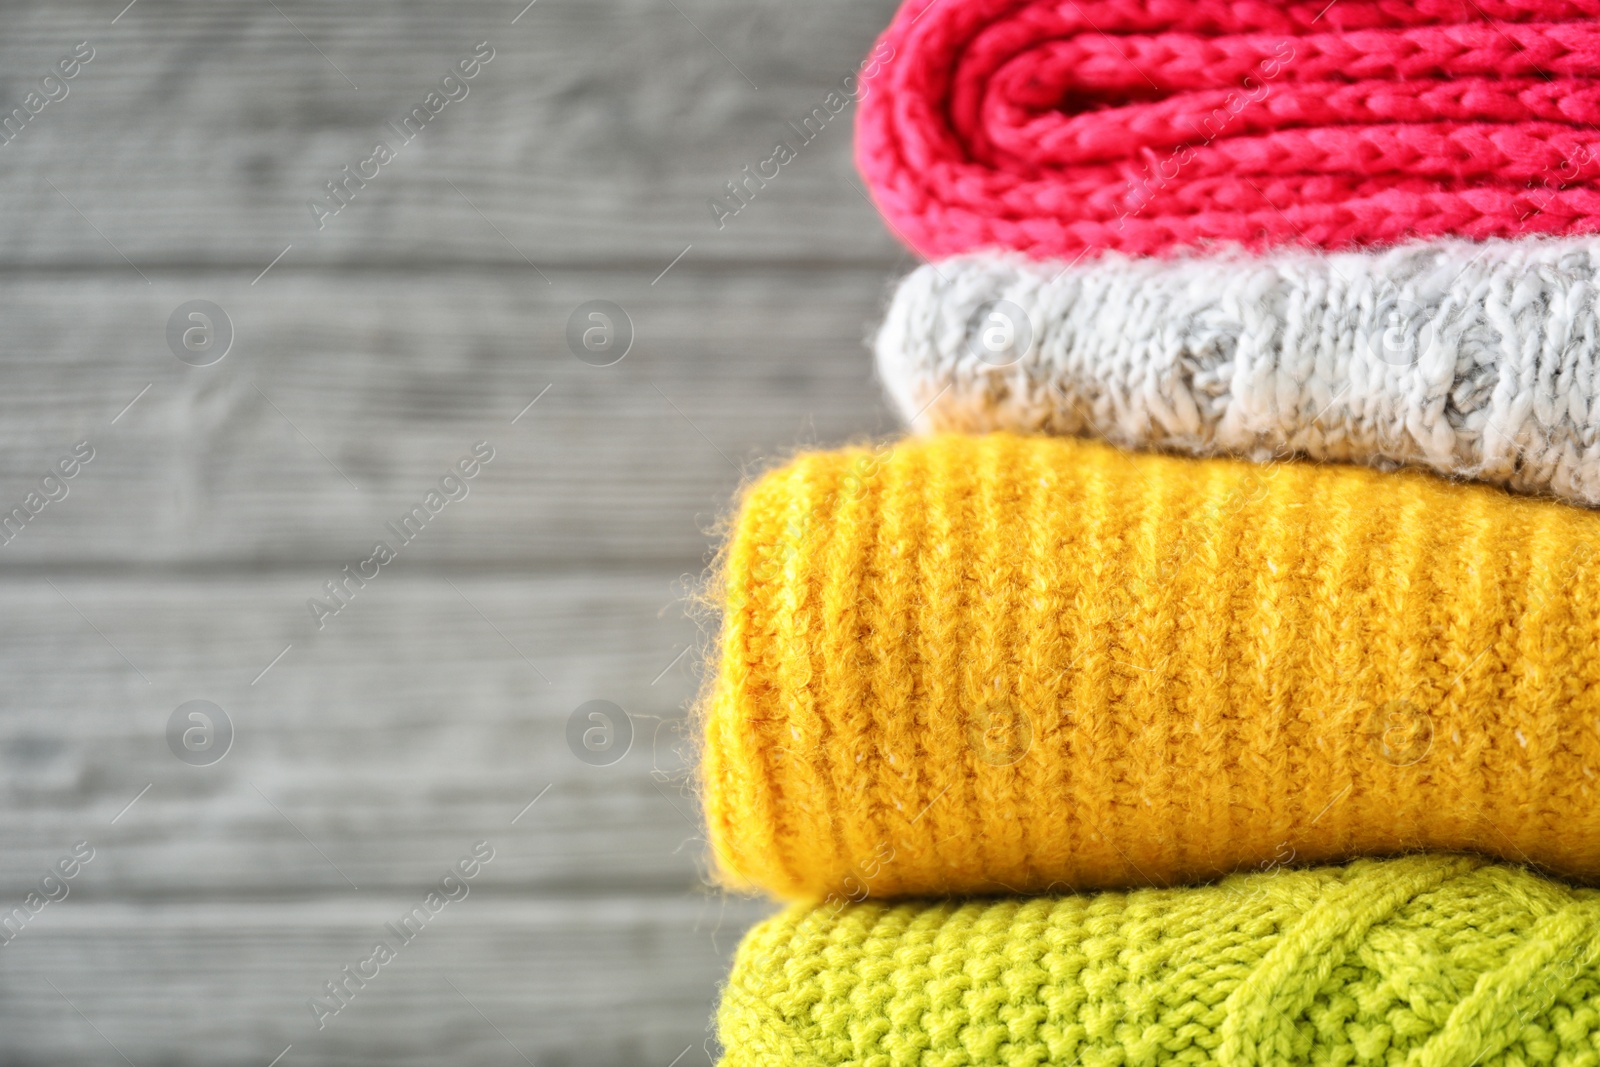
0,1,904,1063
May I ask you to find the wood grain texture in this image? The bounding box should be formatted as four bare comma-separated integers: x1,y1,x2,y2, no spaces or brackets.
0,267,898,567
0,0,902,270
0,896,773,1067
0,0,902,1060
0,571,720,897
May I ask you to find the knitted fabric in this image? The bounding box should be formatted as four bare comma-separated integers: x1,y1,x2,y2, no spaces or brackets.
875,238,1600,506
717,855,1600,1067
700,433,1600,900
854,0,1600,260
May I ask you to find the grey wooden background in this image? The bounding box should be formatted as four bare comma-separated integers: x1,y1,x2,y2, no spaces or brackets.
0,1,905,1063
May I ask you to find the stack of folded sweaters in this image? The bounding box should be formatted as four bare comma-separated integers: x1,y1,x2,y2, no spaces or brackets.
701,2,1600,1064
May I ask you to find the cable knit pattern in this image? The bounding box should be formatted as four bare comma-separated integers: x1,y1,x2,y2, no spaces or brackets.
875,238,1600,506
718,856,1600,1067
700,433,1600,900
855,0,1600,259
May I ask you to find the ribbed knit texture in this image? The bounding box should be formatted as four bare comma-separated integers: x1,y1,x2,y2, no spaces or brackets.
855,0,1600,260
701,433,1600,900
876,238,1600,506
718,855,1600,1067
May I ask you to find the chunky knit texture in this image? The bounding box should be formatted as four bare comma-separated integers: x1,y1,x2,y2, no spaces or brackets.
701,433,1600,900
855,0,1600,260
718,855,1600,1067
876,238,1600,506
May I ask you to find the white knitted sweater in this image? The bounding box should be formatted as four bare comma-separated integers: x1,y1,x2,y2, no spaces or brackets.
875,239,1600,506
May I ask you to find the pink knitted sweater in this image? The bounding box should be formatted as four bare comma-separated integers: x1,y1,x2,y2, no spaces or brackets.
855,0,1600,259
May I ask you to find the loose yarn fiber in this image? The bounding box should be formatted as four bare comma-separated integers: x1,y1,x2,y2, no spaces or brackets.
718,855,1600,1067
876,238,1600,506
701,433,1600,900
855,0,1600,260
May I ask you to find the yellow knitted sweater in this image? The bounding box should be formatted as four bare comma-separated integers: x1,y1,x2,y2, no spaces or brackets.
700,433,1600,900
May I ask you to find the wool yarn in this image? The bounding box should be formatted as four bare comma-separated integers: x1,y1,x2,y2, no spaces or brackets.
701,433,1600,900
855,0,1600,260
718,855,1600,1067
876,238,1600,506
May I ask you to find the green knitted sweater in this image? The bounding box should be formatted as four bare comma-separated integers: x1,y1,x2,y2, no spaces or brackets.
718,856,1600,1067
